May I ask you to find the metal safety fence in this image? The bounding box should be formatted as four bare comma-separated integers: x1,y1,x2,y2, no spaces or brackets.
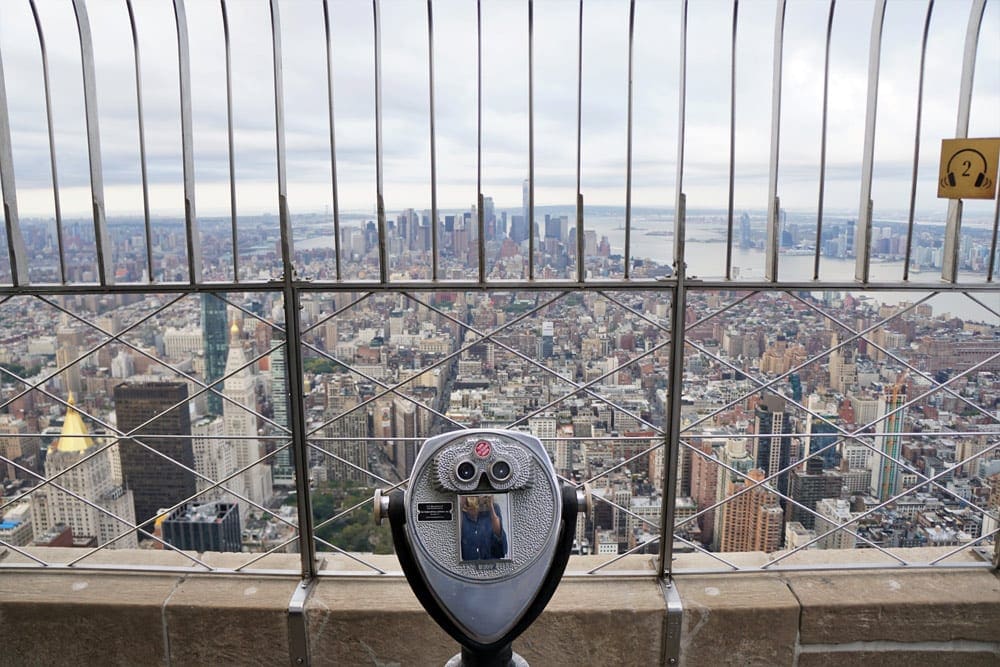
0,0,997,581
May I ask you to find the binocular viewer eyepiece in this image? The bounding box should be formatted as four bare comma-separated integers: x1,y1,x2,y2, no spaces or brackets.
375,429,590,667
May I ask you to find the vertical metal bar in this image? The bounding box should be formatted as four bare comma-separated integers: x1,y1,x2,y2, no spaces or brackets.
673,0,687,267
658,193,686,579
660,0,688,579
942,0,987,283
125,0,153,282
322,0,343,282
623,0,636,280
221,1,239,282
764,0,786,283
813,0,835,282
0,39,28,287
528,0,535,281
373,0,387,285
854,0,887,284
124,0,152,285
575,0,584,284
988,190,999,282
71,0,113,286
725,0,738,281
477,1,485,285
172,0,201,284
270,0,316,580
903,1,933,283
29,0,66,284
427,0,438,281
270,0,289,276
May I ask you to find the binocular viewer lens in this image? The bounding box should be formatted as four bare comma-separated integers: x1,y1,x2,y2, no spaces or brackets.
454,458,514,484
455,460,477,482
490,459,512,482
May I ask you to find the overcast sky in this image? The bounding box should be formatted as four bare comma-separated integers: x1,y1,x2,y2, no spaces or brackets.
0,0,998,224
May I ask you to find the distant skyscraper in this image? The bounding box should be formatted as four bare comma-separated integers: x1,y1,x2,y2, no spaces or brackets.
870,383,907,500
716,468,784,553
739,212,752,249
522,178,530,238
162,501,241,553
322,377,370,484
223,322,272,509
114,381,196,535
754,395,794,501
191,414,242,505
787,456,843,529
32,396,138,549
270,330,295,488
202,294,229,415
540,321,554,359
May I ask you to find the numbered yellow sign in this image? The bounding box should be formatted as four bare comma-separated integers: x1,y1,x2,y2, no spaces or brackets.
937,138,1000,200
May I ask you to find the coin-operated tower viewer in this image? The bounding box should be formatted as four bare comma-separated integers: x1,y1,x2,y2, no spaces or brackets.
375,429,590,667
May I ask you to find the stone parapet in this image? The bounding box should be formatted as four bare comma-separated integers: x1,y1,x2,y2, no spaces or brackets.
0,548,997,666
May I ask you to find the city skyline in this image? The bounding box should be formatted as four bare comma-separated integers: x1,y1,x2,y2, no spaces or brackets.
0,2,996,220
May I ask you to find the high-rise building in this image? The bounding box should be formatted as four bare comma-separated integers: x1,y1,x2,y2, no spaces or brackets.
31,396,137,549
715,468,784,553
201,294,229,415
191,414,242,505
803,394,841,469
161,501,241,553
814,498,859,549
223,322,272,509
753,395,794,501
270,330,295,488
539,321,554,359
114,381,196,534
870,382,907,500
787,456,844,529
322,376,370,484
0,414,34,483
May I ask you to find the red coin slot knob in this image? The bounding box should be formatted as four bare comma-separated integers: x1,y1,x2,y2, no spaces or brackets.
474,440,491,458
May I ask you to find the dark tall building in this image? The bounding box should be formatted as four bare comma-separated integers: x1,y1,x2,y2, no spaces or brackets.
270,330,295,488
754,395,794,502
114,381,196,535
162,501,241,553
201,293,229,415
787,456,843,529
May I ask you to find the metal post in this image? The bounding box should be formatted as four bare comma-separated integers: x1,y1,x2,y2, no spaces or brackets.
221,0,239,282
813,0,835,281
658,197,687,578
527,0,535,281
764,0,786,283
427,0,438,281
271,0,317,579
71,0,113,286
854,0,887,284
173,0,201,284
0,33,28,287
322,0,343,282
623,0,635,280
725,0,738,281
903,1,934,282
942,0,987,283
575,0,584,284
373,0,388,285
29,0,66,284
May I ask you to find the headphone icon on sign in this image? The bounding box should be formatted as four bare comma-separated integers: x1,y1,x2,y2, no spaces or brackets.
941,148,992,190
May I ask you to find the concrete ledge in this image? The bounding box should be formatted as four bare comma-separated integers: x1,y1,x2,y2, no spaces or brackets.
675,574,799,666
0,548,998,666
788,570,1000,645
0,571,176,666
